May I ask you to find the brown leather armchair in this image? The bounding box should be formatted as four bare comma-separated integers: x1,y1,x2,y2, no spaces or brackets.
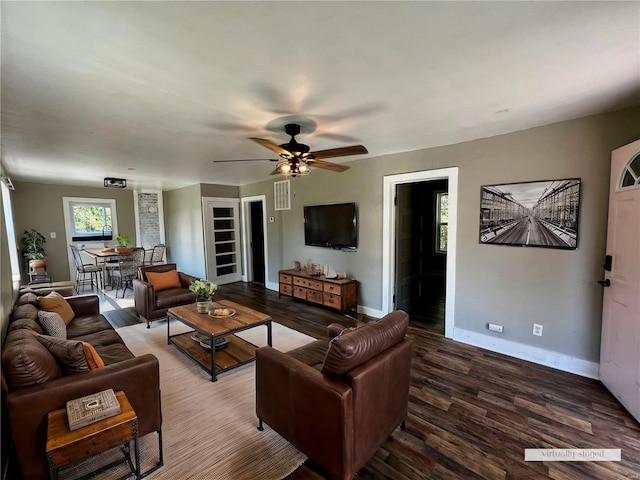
133,263,198,328
255,310,412,480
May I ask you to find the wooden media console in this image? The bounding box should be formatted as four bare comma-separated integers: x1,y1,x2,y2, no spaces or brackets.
278,269,357,315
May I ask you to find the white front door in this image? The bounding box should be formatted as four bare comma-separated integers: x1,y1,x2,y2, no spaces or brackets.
599,139,640,423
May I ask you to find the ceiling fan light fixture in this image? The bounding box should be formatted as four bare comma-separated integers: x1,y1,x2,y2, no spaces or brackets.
276,159,310,177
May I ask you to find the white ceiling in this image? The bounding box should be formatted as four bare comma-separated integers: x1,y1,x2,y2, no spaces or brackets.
2,1,639,191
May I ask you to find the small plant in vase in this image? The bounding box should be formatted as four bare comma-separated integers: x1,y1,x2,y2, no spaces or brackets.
189,279,218,313
22,229,47,274
115,233,133,253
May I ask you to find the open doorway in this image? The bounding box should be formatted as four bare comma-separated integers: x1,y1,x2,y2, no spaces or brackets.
241,195,269,286
382,167,458,338
395,180,447,334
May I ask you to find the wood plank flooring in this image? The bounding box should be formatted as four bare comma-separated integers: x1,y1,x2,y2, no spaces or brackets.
7,282,639,480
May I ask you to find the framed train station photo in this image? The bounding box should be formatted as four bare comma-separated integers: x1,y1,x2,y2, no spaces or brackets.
479,178,581,249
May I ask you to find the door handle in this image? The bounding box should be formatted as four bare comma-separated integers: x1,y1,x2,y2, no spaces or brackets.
598,279,611,287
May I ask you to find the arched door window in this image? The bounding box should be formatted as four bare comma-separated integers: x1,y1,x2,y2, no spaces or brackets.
620,152,640,189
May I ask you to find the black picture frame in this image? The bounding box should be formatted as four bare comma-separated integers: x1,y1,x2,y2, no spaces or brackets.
479,178,581,249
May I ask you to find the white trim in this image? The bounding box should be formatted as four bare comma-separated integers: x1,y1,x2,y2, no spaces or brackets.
358,305,385,319
266,281,279,292
240,195,269,285
453,327,600,379
382,168,458,338
202,197,242,284
62,196,118,281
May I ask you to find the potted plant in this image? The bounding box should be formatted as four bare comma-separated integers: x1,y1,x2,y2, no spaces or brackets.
115,233,133,253
189,279,218,313
21,229,47,273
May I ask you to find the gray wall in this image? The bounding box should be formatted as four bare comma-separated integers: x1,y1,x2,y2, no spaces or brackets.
10,183,136,282
238,107,640,363
164,184,206,278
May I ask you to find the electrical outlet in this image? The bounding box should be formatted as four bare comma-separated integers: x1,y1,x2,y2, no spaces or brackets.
533,324,543,336
488,323,504,333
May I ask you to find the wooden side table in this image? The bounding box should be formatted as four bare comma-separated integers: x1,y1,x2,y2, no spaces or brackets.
46,391,140,480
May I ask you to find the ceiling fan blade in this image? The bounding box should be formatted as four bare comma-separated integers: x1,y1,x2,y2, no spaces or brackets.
308,159,350,172
249,137,291,157
308,145,368,159
213,158,278,163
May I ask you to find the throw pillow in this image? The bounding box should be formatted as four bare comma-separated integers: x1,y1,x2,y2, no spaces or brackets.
38,291,75,325
36,335,91,374
146,270,181,291
37,310,67,339
82,342,105,369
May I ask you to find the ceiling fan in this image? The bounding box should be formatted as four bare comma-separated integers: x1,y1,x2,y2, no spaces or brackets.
214,123,368,177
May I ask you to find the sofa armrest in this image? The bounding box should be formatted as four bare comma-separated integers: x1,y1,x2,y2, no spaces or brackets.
256,346,354,475
6,354,162,480
66,294,100,316
178,272,199,288
133,278,154,319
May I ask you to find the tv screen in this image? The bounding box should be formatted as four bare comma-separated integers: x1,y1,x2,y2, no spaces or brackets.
304,203,357,249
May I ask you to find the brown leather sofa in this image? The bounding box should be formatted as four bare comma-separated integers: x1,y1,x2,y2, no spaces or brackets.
1,288,162,480
255,310,412,480
133,263,198,328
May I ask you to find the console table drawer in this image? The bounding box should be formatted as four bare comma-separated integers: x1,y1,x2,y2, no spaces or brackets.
293,286,307,299
308,280,323,291
279,273,293,284
323,283,342,295
307,290,323,304
324,293,342,309
293,277,308,287
279,283,292,296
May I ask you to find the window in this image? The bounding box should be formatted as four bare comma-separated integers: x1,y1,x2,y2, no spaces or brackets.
68,201,113,241
436,192,448,253
2,180,21,283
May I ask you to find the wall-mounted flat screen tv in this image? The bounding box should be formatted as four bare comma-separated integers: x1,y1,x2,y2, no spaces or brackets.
304,202,357,249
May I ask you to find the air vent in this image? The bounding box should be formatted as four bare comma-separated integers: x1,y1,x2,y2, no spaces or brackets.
274,180,291,211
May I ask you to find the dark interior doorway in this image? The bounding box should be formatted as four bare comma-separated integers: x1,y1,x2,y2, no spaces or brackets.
395,180,447,334
250,201,265,285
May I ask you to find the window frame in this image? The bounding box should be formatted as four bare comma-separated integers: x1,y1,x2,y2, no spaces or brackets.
435,191,448,254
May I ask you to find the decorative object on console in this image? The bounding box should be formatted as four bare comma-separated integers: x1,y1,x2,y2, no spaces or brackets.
189,279,218,313
293,260,301,271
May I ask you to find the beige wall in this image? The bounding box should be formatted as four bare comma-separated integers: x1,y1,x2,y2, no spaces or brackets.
10,183,137,283
238,107,640,363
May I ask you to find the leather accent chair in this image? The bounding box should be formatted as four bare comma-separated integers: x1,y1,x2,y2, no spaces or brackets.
255,310,412,480
133,263,198,328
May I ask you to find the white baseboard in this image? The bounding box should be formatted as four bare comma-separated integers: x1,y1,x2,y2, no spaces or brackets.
453,327,600,379
357,305,385,319
266,281,279,292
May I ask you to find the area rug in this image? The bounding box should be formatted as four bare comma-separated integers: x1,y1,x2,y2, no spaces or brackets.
101,287,134,310
60,320,313,480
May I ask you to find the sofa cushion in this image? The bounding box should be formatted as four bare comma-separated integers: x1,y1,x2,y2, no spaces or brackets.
37,310,67,339
82,342,105,369
15,292,38,307
65,314,115,338
71,329,124,348
146,270,181,291
93,343,135,365
156,287,195,309
36,335,91,375
1,329,62,389
38,292,75,324
11,303,39,323
9,318,44,335
321,310,409,376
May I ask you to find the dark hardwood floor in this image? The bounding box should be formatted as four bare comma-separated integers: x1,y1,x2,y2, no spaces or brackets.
7,283,639,479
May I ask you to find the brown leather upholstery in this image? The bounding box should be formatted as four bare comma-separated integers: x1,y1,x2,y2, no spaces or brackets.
133,263,198,327
1,292,162,480
255,310,412,480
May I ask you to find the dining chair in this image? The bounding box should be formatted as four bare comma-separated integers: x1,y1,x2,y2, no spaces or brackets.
69,245,102,292
111,248,145,298
144,244,166,265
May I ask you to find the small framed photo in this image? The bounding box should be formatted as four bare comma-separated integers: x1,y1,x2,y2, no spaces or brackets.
479,178,581,249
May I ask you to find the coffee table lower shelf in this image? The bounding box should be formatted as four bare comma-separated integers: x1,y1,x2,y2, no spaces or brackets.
168,331,259,381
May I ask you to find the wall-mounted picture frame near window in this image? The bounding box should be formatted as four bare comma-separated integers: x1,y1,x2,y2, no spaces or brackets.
479,178,581,249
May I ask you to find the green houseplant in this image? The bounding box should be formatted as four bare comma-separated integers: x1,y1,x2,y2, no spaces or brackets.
21,229,47,273
115,233,133,253
189,279,218,313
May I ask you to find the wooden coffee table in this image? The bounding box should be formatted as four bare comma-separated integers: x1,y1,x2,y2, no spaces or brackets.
167,300,272,382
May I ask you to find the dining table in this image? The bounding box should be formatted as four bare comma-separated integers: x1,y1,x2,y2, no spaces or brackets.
82,247,133,288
